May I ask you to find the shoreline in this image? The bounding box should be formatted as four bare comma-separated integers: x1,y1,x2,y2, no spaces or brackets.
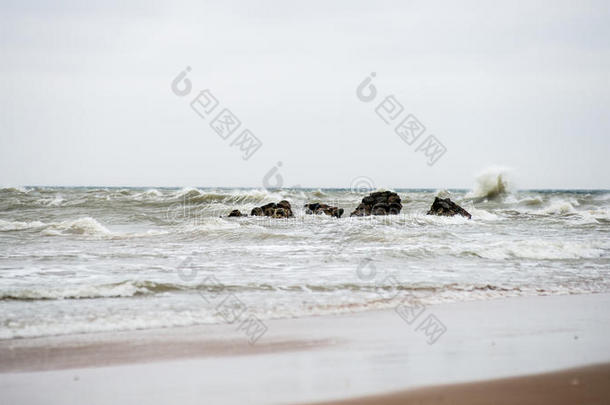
1,293,609,404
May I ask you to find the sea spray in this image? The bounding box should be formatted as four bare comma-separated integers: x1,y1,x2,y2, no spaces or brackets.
466,166,513,201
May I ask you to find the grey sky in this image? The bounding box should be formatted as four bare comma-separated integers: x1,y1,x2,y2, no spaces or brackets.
1,0,609,189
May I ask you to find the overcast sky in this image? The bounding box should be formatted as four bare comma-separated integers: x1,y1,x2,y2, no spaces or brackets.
1,0,609,189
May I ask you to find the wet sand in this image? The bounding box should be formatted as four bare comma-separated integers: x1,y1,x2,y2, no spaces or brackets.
307,363,610,405
1,293,609,404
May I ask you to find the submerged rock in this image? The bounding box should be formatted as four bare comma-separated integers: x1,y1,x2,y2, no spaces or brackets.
250,200,294,218
350,191,402,216
227,209,243,217
426,197,471,219
304,203,344,218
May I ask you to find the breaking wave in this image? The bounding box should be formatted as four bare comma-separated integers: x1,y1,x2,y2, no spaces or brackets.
0,187,302,210
0,219,46,231
0,217,111,236
42,217,112,236
0,186,29,193
536,198,579,216
2,279,603,302
466,166,512,201
0,217,168,238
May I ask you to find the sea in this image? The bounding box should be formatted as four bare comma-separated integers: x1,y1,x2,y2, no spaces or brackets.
1,173,609,340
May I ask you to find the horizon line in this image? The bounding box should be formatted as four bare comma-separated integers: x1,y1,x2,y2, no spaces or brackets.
5,185,610,192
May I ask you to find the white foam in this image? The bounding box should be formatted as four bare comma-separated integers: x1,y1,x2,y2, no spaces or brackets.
400,212,476,226
0,219,46,231
133,189,164,201
538,200,576,215
179,217,242,233
474,239,606,260
0,307,220,340
0,282,143,301
588,207,610,221
0,186,28,193
468,207,501,221
39,195,65,206
466,166,513,200
434,189,452,198
174,187,202,199
514,195,544,206
43,217,112,237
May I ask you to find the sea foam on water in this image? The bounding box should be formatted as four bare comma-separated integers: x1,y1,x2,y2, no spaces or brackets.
0,176,608,340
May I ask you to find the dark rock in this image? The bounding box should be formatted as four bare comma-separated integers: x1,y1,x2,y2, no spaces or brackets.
304,203,344,218
259,202,275,216
304,202,321,214
277,200,294,218
277,200,291,210
426,197,471,219
273,208,286,218
371,203,388,215
388,203,402,215
350,203,370,216
362,195,376,206
387,194,401,205
250,207,264,216
250,201,294,218
228,209,243,217
350,191,402,216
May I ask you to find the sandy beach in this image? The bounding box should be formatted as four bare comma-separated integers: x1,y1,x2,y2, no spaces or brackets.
1,293,609,404
308,364,610,405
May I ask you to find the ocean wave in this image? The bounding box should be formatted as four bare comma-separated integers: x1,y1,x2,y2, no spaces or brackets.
466,166,513,201
514,196,544,206
2,281,606,340
41,217,112,237
0,279,246,301
0,187,301,210
536,199,578,215
0,186,29,193
0,280,562,302
467,207,501,221
506,196,608,221
39,195,65,207
472,239,607,260
0,309,222,340
0,219,46,231
397,212,481,225
587,207,610,221
0,281,151,301
2,187,607,218
171,187,289,205
0,217,168,239
132,188,164,201
178,218,242,234
0,278,607,339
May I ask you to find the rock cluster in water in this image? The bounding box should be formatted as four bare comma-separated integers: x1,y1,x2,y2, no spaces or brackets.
426,197,471,219
250,200,294,218
304,203,344,218
227,193,473,219
350,191,402,216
